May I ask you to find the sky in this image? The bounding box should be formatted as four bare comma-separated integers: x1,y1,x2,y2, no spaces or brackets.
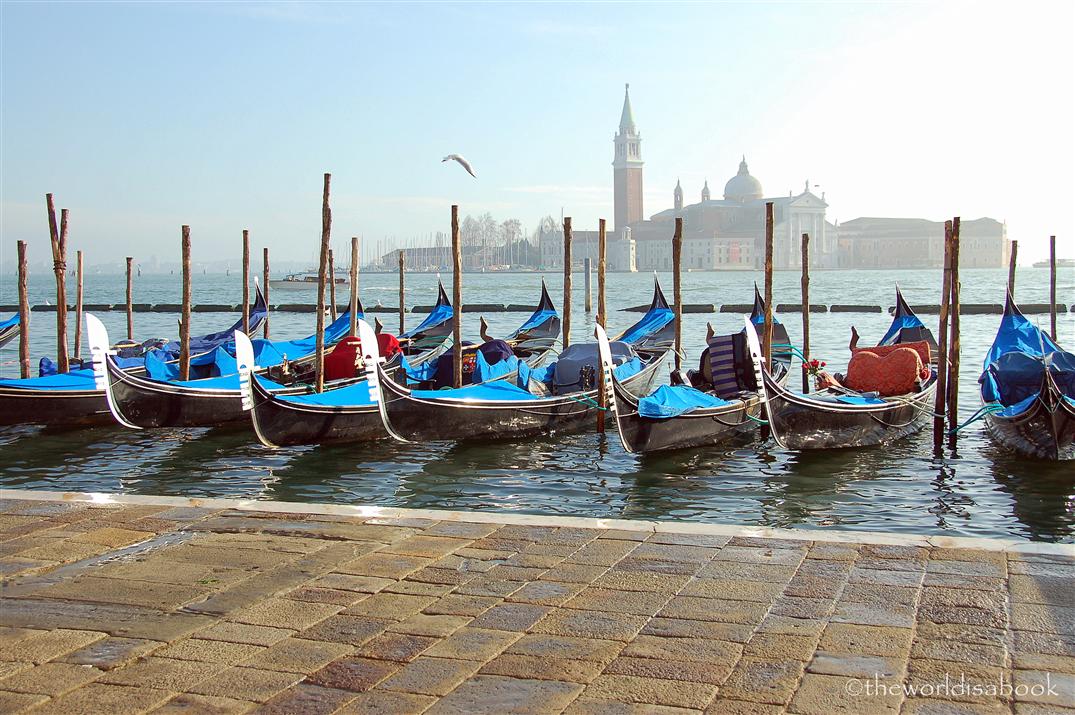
1,0,1072,268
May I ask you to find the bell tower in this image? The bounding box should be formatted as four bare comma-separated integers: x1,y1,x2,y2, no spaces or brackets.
613,84,644,231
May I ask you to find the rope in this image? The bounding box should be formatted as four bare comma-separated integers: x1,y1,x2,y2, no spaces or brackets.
947,403,1004,434
744,413,768,425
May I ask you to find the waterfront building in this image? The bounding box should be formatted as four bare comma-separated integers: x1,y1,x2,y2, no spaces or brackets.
835,217,1010,269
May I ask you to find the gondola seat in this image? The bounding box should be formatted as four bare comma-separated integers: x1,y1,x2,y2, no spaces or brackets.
852,341,931,378
844,345,925,396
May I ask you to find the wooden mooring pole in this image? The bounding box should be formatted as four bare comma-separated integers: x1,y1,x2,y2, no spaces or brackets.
242,230,250,334
947,217,962,451
1007,239,1018,297
563,217,572,350
328,248,338,322
46,195,70,373
73,251,84,360
763,202,774,369
584,258,592,313
179,226,192,381
17,241,30,378
314,173,332,393
672,217,683,372
262,247,270,338
800,233,811,393
933,221,954,453
451,205,462,389
398,250,405,334
125,257,134,341
350,236,360,337
1049,235,1058,341
597,218,607,433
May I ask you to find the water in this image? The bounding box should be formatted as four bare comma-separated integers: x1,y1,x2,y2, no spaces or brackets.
1,267,1073,543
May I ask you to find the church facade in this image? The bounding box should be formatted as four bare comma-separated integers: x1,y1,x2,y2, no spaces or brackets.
539,85,1008,272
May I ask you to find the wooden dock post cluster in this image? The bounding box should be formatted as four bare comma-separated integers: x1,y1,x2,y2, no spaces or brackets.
314,173,332,393
1049,235,1058,341
46,195,70,374
933,217,962,452
800,233,811,393
328,248,338,322
563,217,573,350
398,250,406,334
242,231,251,334
263,248,271,338
763,202,775,369
74,251,84,360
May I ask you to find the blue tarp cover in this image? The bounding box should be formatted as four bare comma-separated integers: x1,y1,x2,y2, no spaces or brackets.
617,307,674,345
472,352,520,384
167,374,283,391
413,380,538,402
984,310,1061,368
515,308,556,334
638,385,731,419
277,380,375,407
402,293,452,339
880,313,926,346
834,394,887,405
614,357,644,381
0,314,18,330
0,368,97,391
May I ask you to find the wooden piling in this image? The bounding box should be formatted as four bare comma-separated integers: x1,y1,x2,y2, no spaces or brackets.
398,250,405,334
763,202,774,369
933,221,953,453
126,257,134,341
597,218,607,433
262,247,270,338
73,251,84,360
584,258,592,313
800,233,811,393
451,205,462,388
563,217,572,350
1049,235,1058,341
46,195,70,373
672,217,683,372
17,241,30,378
597,219,607,328
350,236,360,337
1007,239,1018,297
242,230,250,334
179,226,192,381
947,217,961,451
328,248,338,322
314,173,332,393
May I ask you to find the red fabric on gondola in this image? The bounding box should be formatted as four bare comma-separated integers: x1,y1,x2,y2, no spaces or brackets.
853,340,931,380
325,337,362,381
377,333,401,359
845,346,924,396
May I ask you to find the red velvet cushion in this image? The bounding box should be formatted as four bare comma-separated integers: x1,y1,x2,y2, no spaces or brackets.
844,347,924,396
853,341,931,380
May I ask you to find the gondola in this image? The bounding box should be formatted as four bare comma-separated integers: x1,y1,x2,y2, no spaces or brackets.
372,306,670,443
237,283,563,447
0,314,19,350
755,288,938,450
979,292,1074,460
614,275,675,355
0,286,268,427
93,301,366,429
599,291,792,454
400,281,453,353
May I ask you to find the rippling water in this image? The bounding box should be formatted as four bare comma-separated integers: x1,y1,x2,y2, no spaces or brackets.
1,266,1072,542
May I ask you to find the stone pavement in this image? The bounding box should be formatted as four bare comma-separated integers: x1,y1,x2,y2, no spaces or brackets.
0,491,1072,715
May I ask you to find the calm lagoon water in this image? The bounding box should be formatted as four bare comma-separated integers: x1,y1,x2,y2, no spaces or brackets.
1,266,1072,543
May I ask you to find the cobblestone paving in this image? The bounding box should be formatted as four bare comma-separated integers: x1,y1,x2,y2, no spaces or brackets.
0,496,1072,714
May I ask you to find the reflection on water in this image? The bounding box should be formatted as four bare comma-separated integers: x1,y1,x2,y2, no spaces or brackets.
1,268,1072,543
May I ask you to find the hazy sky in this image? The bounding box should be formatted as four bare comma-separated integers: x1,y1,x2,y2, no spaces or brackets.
1,1,1072,267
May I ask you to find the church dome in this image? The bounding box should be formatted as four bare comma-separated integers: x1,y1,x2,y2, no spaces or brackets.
723,157,763,203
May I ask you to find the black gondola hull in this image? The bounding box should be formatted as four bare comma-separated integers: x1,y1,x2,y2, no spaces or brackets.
0,388,111,427
613,387,761,453
248,376,382,447
983,391,1075,461
763,371,937,450
382,355,666,443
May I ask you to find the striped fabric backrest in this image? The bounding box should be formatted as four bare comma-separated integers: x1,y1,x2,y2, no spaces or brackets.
708,334,741,398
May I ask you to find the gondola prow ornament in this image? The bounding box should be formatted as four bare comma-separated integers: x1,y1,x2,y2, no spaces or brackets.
85,314,140,430
234,330,257,413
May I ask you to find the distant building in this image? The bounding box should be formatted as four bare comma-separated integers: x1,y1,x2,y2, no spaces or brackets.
836,217,1010,269
540,86,837,271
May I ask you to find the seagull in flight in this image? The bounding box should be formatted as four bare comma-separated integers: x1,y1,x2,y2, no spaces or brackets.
442,154,477,178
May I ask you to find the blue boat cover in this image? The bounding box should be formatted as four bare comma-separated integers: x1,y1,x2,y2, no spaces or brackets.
617,301,674,345
0,314,18,330
0,368,98,391
637,385,731,419
402,284,453,339
879,312,926,346
510,281,558,336
167,373,284,391
413,380,538,402
834,394,887,405
984,306,1061,368
472,351,520,383
276,380,375,407
161,285,271,356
